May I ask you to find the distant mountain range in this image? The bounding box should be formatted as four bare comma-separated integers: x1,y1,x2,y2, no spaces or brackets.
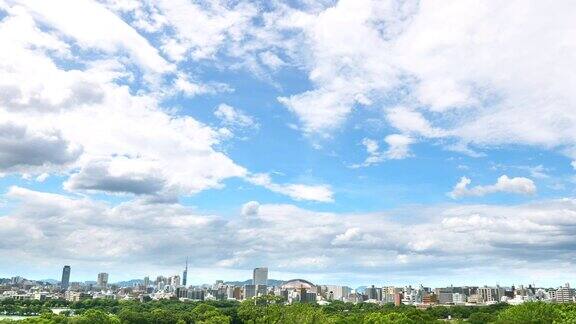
3,277,297,287
113,279,144,287
39,279,59,284
224,279,285,287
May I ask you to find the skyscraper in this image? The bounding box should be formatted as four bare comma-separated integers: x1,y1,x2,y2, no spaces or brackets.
97,273,109,287
61,265,71,290
182,258,188,287
253,267,268,286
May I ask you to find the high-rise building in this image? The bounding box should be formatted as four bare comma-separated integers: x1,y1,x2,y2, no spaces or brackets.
97,273,109,287
253,267,268,286
61,266,71,290
256,284,267,297
324,285,352,301
555,283,574,303
453,293,466,304
477,286,504,303
182,258,188,287
365,285,382,300
143,276,150,287
244,284,256,299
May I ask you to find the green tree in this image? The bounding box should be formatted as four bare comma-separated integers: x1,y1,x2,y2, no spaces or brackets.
468,311,496,324
496,302,560,324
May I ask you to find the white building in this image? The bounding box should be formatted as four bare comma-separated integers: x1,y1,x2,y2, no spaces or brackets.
324,285,352,301
452,293,466,304
555,283,574,303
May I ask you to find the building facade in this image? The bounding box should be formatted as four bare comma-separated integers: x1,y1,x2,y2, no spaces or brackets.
61,266,71,290
97,273,109,288
253,267,268,286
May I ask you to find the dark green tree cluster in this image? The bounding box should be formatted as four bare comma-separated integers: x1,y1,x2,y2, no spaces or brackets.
2,298,576,323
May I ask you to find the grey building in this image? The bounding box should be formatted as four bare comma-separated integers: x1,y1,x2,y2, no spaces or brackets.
61,265,71,290
97,273,109,287
244,284,256,299
253,267,268,286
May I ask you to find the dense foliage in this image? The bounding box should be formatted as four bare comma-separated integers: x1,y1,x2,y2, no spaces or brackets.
2,297,576,323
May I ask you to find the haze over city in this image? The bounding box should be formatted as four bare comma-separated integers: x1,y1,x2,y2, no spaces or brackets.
2,0,576,290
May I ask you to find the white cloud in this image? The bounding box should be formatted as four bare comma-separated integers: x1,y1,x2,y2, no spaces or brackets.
173,74,233,97
278,88,355,137
10,0,172,74
35,173,49,182
384,134,413,160
241,201,260,216
246,173,334,202
151,0,257,60
393,0,576,151
214,104,258,129
385,106,445,138
352,134,413,168
259,51,285,70
0,2,337,202
275,0,404,136
3,189,576,284
331,227,361,245
0,186,224,263
272,0,576,160
449,175,537,199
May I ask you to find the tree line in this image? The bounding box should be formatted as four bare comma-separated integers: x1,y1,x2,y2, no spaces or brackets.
2,295,576,323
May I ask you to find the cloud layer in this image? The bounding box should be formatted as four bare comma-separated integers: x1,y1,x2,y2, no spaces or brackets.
2,188,576,284
449,175,537,199
0,0,332,202
272,0,576,162
1,0,575,285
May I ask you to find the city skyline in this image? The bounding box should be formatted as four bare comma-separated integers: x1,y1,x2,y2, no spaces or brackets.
0,264,570,290
2,266,574,306
1,0,576,287
2,267,574,322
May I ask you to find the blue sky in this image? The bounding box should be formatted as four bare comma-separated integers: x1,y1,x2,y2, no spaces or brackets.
1,0,576,288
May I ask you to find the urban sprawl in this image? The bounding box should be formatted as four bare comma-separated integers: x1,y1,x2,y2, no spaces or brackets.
2,264,574,307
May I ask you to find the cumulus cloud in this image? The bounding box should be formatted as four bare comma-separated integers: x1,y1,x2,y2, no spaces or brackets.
352,134,413,168
11,0,173,74
278,89,356,137
0,3,333,202
64,158,166,195
276,0,397,136
0,123,80,172
270,0,576,161
173,74,232,97
449,175,537,199
241,201,260,216
214,104,258,129
246,173,334,202
10,0,574,161
331,227,361,245
385,106,445,138
3,188,576,284
384,134,414,160
259,51,285,70
0,187,225,264
149,0,258,60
